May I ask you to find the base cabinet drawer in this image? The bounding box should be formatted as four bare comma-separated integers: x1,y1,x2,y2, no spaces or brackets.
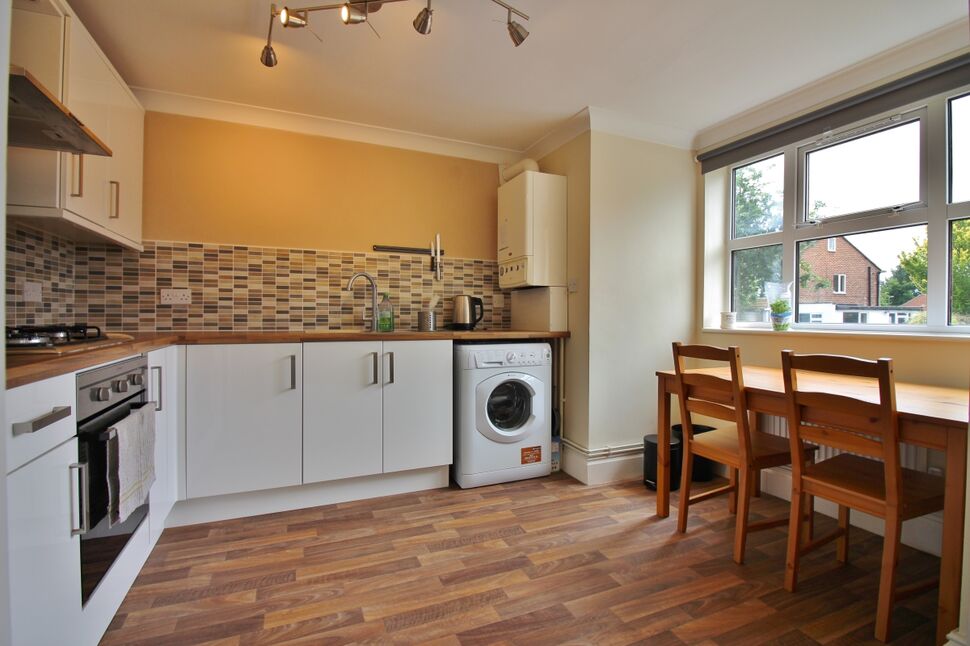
5,372,76,474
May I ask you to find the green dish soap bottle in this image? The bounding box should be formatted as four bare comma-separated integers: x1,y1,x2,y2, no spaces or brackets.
377,293,395,332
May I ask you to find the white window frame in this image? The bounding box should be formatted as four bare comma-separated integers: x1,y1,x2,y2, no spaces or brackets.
827,238,837,252
833,274,846,294
720,82,970,334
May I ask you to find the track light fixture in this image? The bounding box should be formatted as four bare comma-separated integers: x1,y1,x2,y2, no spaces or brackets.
279,6,308,27
413,0,432,35
260,0,529,66
340,2,368,24
506,9,528,47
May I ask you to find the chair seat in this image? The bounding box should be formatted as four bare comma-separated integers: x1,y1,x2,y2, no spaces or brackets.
803,454,945,520
691,426,811,469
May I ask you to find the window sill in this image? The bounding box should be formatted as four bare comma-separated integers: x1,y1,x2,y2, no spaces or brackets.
701,326,970,343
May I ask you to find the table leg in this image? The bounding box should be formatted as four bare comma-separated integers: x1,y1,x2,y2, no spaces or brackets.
657,379,671,518
938,427,967,645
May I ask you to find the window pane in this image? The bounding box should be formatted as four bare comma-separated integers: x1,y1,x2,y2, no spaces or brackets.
951,95,970,204
807,120,920,219
797,225,927,326
733,154,783,238
951,219,970,325
732,245,782,322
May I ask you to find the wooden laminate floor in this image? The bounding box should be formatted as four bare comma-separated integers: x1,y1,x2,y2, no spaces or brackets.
102,474,942,645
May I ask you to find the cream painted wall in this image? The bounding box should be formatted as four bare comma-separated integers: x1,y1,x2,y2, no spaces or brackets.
142,112,499,259
539,132,591,449
587,132,695,450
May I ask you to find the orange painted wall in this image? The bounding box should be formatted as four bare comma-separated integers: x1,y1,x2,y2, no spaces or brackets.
142,112,499,259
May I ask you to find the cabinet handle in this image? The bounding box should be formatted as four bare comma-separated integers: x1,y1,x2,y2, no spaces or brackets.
109,180,120,219
69,462,90,537
289,354,297,390
12,406,71,436
371,352,379,385
151,365,163,412
387,352,395,385
70,153,84,197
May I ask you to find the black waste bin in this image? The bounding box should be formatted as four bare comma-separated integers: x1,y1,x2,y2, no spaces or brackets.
672,424,717,482
643,434,681,491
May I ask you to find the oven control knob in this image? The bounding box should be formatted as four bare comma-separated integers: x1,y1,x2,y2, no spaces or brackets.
129,373,145,386
95,387,111,402
113,379,129,393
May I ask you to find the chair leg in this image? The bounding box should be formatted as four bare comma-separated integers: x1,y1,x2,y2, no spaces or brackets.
676,441,694,534
837,506,850,564
728,468,738,515
784,485,804,592
733,468,752,564
874,512,902,642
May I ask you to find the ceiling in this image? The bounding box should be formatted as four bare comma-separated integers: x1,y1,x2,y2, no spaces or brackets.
68,0,967,152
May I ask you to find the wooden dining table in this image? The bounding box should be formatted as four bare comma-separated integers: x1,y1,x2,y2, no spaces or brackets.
655,365,969,645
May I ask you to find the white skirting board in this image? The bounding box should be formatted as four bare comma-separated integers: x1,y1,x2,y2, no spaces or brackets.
760,466,943,557
947,629,969,646
562,443,643,486
167,466,450,527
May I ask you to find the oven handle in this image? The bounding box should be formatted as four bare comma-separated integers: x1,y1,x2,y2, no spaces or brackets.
69,462,90,537
151,365,163,412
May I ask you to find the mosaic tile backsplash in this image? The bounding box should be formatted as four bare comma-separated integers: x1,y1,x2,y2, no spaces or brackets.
7,223,510,332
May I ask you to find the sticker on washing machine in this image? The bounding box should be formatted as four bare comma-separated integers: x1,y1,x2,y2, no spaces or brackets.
521,446,541,464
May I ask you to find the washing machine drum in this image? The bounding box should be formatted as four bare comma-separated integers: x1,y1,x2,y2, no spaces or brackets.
475,373,545,443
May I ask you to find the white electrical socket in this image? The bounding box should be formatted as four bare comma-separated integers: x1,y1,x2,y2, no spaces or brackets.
23,281,42,303
160,288,191,305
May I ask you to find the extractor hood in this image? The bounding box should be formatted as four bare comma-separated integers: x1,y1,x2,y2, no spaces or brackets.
8,65,112,156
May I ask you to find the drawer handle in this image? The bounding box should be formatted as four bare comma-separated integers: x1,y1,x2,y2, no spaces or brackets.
12,406,71,436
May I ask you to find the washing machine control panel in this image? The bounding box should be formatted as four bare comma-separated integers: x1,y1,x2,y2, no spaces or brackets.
473,347,552,368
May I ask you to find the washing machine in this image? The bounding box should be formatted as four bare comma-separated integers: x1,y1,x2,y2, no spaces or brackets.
454,342,552,488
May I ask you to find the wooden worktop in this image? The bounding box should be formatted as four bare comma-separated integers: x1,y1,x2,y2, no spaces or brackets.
6,330,569,389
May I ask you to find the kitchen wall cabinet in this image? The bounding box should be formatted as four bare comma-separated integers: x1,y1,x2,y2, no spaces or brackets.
186,344,303,498
302,340,453,484
8,0,145,250
382,341,453,473
147,346,179,542
6,437,83,646
303,342,384,483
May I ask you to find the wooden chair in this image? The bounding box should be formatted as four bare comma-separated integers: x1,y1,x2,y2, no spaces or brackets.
781,351,945,642
672,343,815,564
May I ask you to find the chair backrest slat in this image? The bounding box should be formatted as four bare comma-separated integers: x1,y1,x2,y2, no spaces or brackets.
781,350,900,507
672,342,753,464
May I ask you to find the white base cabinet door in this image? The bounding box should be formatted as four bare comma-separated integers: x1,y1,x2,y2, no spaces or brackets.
186,344,302,498
382,341,453,473
148,345,179,542
7,437,83,646
303,342,383,483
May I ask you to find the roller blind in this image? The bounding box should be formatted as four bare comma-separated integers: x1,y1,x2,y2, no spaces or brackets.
697,53,970,174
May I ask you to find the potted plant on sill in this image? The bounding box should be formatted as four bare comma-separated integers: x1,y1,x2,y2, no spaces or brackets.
770,298,792,331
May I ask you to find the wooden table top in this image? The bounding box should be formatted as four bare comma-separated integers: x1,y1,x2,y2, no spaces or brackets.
7,330,570,389
658,365,968,428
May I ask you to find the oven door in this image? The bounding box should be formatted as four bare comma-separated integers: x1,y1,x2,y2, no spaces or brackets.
76,398,150,604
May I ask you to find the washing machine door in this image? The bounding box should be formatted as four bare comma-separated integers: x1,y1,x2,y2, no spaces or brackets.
475,373,545,443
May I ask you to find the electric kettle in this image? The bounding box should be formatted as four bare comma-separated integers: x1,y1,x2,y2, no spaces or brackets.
451,295,484,330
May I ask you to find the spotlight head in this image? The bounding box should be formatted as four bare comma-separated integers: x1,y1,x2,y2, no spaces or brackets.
413,2,432,35
507,19,528,46
279,6,307,27
340,3,367,24
260,44,278,67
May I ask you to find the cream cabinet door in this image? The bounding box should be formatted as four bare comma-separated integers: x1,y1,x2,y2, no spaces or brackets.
303,342,383,483
106,82,144,244
186,344,303,498
63,15,113,226
382,341,453,473
7,438,83,646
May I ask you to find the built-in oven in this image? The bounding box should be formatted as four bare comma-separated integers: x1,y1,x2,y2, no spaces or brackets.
75,356,150,604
